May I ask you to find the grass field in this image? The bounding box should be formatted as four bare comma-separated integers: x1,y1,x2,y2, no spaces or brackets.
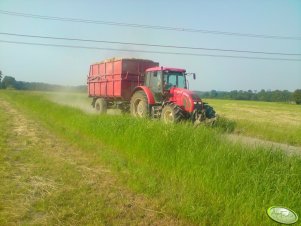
206,99,301,146
1,90,301,225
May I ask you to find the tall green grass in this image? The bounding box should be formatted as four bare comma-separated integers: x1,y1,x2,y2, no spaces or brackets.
2,91,301,225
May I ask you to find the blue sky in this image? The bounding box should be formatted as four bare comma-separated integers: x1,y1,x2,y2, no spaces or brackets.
0,0,300,91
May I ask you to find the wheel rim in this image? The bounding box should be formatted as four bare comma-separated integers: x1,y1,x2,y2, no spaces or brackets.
163,109,174,123
135,99,144,117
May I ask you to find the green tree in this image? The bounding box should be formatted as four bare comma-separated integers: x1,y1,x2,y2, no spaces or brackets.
210,90,218,98
293,89,301,104
1,76,17,89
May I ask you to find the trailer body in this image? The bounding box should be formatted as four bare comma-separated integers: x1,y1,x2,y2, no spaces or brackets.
88,58,158,100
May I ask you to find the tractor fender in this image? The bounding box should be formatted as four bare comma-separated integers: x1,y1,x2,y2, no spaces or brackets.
132,86,155,105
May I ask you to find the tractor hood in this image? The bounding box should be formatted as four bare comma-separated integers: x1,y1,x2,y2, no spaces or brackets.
169,87,202,113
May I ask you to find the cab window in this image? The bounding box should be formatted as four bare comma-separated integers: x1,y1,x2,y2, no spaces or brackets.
163,72,186,89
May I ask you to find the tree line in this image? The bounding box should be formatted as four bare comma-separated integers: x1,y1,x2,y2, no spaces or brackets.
0,73,86,92
195,89,301,104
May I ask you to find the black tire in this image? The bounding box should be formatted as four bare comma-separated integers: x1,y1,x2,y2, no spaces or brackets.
130,91,149,118
204,104,216,119
161,103,184,123
95,98,107,114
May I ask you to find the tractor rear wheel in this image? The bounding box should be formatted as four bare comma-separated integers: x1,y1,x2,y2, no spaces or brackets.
95,98,107,114
161,103,184,123
130,91,149,118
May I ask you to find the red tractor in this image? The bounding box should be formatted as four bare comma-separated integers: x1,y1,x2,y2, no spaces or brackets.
87,58,216,124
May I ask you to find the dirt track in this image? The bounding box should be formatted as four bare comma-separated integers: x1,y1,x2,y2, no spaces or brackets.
0,97,190,225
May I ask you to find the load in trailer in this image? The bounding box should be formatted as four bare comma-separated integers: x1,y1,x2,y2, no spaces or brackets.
87,57,216,124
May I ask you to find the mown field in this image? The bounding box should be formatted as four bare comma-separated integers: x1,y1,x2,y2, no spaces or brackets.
1,90,301,225
207,99,301,146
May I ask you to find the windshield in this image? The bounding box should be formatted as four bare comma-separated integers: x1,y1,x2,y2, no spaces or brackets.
163,72,186,89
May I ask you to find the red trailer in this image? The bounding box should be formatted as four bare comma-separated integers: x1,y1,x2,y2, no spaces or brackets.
87,57,216,124
88,58,158,100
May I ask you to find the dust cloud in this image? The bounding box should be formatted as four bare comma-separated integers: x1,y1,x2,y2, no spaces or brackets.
46,92,96,114
46,92,122,115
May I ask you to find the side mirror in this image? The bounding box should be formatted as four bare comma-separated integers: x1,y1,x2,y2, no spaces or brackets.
184,72,196,79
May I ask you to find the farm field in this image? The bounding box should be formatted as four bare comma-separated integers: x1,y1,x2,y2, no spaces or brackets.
207,99,301,146
46,91,301,147
0,90,301,225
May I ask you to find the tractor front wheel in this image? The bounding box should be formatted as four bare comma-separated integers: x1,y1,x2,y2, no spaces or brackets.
130,91,149,118
161,103,184,123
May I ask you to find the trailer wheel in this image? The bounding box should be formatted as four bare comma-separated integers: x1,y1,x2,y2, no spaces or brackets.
130,91,149,118
161,103,184,123
95,98,107,114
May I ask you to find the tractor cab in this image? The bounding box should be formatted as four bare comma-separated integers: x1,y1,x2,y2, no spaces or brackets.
144,67,188,102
